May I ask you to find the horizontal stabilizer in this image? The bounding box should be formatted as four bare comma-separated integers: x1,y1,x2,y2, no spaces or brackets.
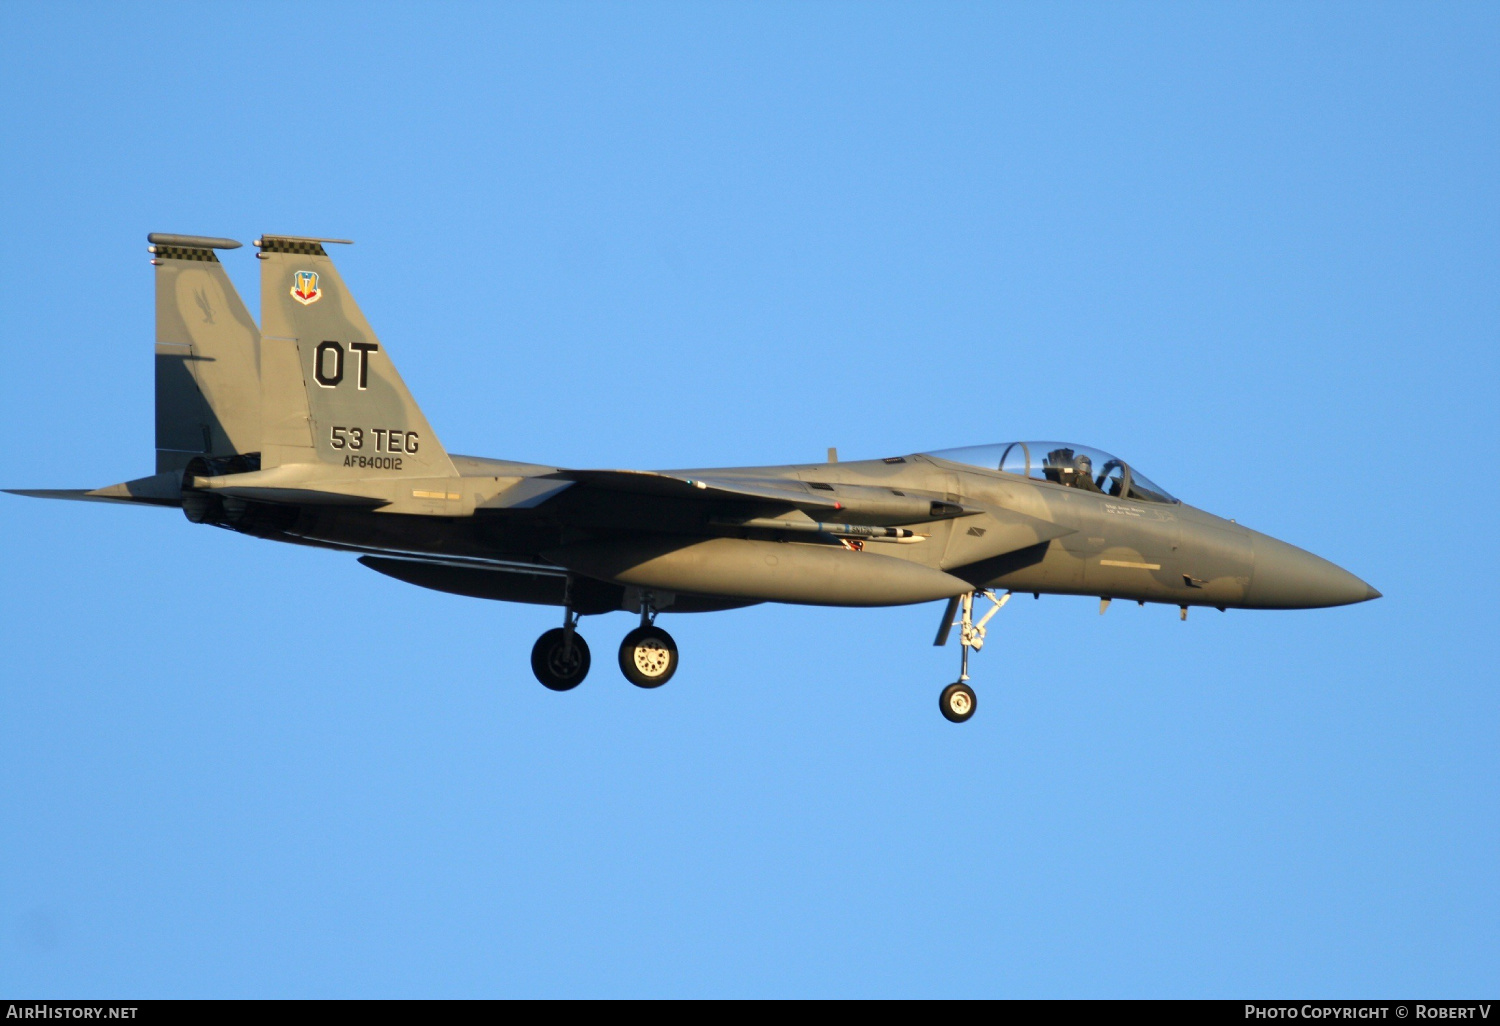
201,485,388,508
6,471,182,507
6,489,144,506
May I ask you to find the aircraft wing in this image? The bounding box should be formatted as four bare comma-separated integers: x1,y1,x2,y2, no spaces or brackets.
485,469,976,526
557,470,845,509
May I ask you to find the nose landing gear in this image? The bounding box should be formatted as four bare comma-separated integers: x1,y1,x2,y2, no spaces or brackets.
934,589,1010,723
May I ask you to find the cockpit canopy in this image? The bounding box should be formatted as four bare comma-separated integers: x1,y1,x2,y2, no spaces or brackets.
925,441,1178,505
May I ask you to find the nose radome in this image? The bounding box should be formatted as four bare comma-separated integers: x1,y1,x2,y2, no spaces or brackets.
1246,532,1380,609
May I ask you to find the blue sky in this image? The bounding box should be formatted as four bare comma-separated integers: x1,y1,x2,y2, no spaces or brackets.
1,2,1495,997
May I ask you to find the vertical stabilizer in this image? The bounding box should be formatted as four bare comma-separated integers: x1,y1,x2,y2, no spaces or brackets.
151,234,260,474
256,236,455,477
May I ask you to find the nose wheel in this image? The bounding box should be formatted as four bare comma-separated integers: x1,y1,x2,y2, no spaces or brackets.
940,682,977,722
933,590,1009,723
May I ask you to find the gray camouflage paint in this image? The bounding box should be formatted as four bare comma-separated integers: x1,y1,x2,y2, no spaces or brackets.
8,234,1379,616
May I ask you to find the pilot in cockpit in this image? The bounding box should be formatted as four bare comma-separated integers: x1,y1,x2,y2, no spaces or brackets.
1045,447,1103,492
1072,453,1102,493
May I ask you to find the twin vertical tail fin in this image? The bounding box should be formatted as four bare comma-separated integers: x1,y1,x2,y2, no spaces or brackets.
151,234,261,474
9,233,260,507
255,236,455,478
11,231,455,511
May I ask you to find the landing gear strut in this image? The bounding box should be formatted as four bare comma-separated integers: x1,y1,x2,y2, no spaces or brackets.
532,587,591,691
618,593,678,688
935,589,1010,723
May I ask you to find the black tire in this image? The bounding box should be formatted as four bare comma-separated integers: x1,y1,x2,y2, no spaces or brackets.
940,682,977,723
531,628,591,691
618,625,678,688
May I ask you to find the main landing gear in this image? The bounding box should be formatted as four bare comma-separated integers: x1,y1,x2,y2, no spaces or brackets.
529,586,678,691
619,595,678,688
531,609,591,691
934,589,1011,723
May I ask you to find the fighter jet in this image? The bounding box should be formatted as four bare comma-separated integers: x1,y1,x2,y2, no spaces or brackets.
7,234,1380,722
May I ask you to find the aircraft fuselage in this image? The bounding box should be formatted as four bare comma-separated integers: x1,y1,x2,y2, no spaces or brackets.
214,451,1375,616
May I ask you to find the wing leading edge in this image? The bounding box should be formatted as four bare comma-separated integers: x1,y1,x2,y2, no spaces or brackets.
494,468,978,526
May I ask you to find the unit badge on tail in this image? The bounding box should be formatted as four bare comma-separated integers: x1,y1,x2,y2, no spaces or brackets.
291,270,321,305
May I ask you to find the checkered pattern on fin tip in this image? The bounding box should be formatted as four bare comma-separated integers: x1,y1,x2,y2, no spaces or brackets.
154,246,219,263
260,238,328,256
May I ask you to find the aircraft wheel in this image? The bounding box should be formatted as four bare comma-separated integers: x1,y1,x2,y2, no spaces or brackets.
531,628,591,691
618,625,678,688
940,682,977,723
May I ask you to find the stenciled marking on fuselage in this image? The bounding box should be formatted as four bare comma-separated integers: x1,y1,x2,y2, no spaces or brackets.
342,454,403,470
1099,558,1162,570
1103,503,1176,522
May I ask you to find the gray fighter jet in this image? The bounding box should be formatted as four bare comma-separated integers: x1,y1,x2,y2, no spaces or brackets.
8,234,1380,722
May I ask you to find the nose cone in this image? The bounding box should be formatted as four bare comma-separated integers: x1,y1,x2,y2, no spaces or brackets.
1245,532,1380,609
